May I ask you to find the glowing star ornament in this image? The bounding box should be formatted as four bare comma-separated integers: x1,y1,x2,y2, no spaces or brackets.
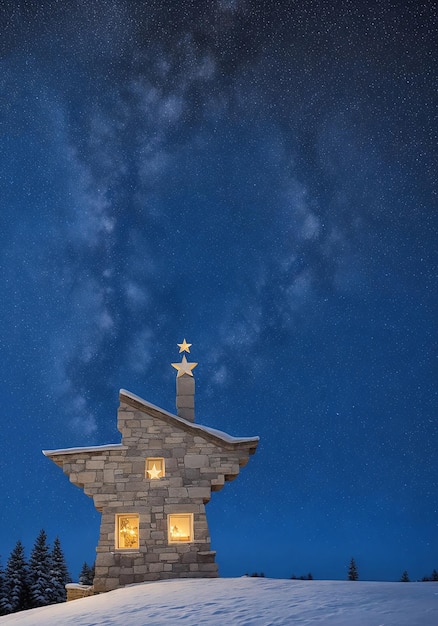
177,339,192,353
171,355,198,377
147,463,162,479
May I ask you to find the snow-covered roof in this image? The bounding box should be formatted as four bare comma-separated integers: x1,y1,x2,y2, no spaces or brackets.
42,389,258,459
119,388,260,447
42,444,126,457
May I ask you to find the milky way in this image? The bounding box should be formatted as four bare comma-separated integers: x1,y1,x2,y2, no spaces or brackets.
0,0,436,581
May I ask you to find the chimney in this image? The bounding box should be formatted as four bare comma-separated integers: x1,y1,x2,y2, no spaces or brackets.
176,373,195,422
171,341,197,423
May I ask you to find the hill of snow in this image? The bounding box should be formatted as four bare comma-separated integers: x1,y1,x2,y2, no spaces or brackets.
1,577,437,625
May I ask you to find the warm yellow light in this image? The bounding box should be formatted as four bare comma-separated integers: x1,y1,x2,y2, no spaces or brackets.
117,515,139,549
171,355,198,377
146,458,165,479
177,339,192,353
168,514,193,543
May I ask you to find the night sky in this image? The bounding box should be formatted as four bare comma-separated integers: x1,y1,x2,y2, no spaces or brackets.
1,0,436,583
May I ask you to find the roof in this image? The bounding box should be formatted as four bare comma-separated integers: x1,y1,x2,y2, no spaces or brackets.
42,443,126,457
43,389,259,458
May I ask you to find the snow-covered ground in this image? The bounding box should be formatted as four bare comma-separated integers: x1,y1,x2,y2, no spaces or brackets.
1,577,437,625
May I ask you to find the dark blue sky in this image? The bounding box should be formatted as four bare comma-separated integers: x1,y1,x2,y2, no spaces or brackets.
0,0,436,582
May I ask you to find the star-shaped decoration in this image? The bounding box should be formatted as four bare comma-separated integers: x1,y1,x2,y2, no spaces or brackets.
171,354,198,377
147,463,162,479
177,338,192,353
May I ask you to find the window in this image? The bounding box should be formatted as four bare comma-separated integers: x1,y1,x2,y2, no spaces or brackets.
116,514,139,549
168,513,194,543
146,457,165,479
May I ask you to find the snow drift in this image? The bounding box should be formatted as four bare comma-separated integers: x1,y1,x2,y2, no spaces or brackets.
0,577,437,625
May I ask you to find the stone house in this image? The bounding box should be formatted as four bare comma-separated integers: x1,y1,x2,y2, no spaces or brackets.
43,346,259,593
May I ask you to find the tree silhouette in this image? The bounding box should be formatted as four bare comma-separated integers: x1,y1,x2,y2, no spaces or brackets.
290,572,313,580
421,568,438,582
1,541,30,613
79,562,94,586
50,537,71,602
348,558,358,581
400,570,410,582
29,529,52,607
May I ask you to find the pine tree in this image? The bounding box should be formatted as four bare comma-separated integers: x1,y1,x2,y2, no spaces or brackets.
29,529,53,607
400,570,410,582
1,541,30,613
421,569,438,582
348,557,358,581
50,537,71,603
79,561,95,585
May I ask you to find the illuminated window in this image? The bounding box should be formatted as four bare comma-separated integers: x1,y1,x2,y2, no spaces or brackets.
168,513,194,543
116,514,139,549
146,457,165,480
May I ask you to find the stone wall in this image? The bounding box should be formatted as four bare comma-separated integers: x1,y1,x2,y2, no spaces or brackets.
65,584,94,601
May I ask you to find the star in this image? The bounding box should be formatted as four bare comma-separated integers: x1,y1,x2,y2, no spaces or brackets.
171,355,198,377
147,463,162,479
177,339,192,353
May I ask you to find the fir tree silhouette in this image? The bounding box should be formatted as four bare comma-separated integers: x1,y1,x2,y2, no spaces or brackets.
29,529,52,607
1,541,30,613
348,558,358,581
50,537,71,602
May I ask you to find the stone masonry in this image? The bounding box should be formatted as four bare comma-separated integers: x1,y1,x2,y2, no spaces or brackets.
44,388,258,592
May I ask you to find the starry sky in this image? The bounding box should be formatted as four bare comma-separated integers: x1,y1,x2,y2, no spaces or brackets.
1,0,436,582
